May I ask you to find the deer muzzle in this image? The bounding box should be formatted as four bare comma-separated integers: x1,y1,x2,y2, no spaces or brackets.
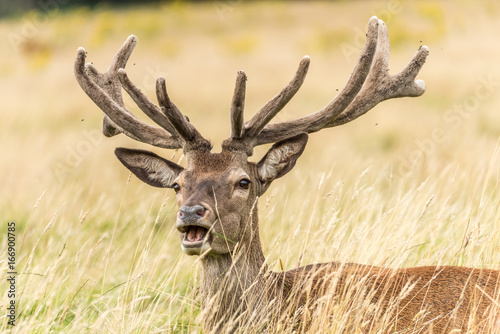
177,205,212,255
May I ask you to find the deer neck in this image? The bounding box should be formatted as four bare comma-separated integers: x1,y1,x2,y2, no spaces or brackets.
199,208,271,330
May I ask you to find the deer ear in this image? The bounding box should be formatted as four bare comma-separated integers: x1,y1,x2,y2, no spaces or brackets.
115,148,184,188
256,133,308,189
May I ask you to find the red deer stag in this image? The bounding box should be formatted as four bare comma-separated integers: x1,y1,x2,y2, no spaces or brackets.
75,17,499,333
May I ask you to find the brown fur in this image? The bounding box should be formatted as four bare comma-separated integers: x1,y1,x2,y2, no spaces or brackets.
278,263,500,332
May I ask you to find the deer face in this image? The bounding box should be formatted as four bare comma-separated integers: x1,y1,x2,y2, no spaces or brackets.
172,150,256,256
115,133,308,256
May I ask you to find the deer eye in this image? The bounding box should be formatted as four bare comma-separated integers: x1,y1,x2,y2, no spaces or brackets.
172,183,181,193
238,179,251,190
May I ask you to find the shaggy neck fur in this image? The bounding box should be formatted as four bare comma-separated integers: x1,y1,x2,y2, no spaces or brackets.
199,208,280,332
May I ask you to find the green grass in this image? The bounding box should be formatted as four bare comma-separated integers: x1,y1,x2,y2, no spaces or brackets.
1,1,500,332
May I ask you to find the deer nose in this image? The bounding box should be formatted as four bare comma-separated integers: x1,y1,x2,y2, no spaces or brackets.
178,205,207,222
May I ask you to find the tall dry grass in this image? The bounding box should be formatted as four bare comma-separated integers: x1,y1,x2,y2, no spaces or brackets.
1,1,500,332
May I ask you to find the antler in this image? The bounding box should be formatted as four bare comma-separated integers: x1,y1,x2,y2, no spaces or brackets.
75,17,427,157
74,35,210,151
223,16,428,152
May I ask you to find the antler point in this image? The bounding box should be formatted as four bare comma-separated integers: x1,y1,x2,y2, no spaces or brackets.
300,56,311,71
368,16,379,27
127,35,138,43
75,48,87,66
415,79,426,91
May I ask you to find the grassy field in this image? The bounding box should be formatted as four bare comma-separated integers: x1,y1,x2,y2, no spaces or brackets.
1,1,500,332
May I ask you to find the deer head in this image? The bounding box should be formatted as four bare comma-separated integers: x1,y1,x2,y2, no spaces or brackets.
113,132,307,257
74,17,428,259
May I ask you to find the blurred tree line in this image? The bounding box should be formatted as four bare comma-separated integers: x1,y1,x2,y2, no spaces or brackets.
0,0,214,18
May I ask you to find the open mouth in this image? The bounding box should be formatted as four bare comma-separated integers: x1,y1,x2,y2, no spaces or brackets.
183,225,210,244
179,224,212,255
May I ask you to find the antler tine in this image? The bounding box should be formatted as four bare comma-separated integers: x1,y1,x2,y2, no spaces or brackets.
75,41,183,149
253,17,428,146
88,63,121,137
327,21,429,127
108,35,137,73
230,71,247,139
254,16,380,146
117,69,179,137
243,56,311,139
156,77,211,150
93,35,137,137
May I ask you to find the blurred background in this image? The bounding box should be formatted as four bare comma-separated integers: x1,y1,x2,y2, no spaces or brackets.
2,0,500,219
1,1,500,332
1,0,162,18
